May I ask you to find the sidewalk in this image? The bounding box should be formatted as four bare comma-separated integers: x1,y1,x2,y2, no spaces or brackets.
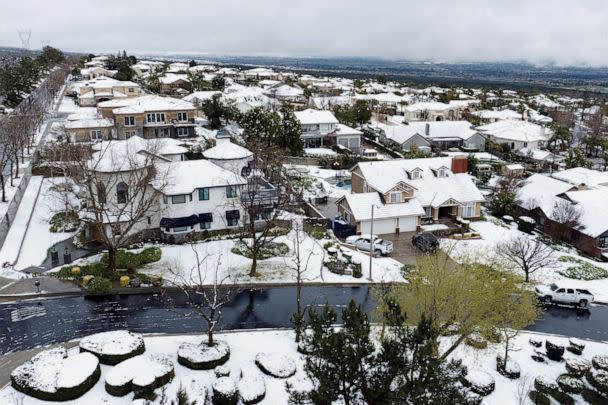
0,276,80,300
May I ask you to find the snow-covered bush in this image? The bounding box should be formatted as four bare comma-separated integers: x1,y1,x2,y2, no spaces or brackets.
465,333,487,349
592,354,608,371
556,373,584,394
212,377,238,405
586,368,608,396
79,330,145,365
582,388,608,404
255,352,296,378
558,256,608,280
11,348,100,401
534,375,558,394
545,340,565,361
460,370,495,396
105,354,174,398
565,358,591,377
496,355,520,379
178,340,230,370
238,372,266,404
210,365,229,378
529,338,542,348
231,241,289,259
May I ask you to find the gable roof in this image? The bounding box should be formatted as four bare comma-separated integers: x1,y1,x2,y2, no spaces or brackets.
98,95,195,114
340,192,424,221
477,120,552,143
294,109,339,125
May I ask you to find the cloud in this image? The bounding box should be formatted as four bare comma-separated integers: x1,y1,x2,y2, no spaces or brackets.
1,0,607,66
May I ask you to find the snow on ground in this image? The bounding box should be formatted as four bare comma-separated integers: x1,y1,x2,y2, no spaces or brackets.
286,164,351,199
15,178,77,270
304,147,337,157
0,176,44,268
140,230,405,285
2,329,607,404
444,218,608,303
57,97,79,114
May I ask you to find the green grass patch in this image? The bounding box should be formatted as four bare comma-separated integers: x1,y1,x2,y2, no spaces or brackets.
231,241,289,259
49,211,80,233
557,256,608,280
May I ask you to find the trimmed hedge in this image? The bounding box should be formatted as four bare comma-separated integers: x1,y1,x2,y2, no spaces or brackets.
529,390,551,405
545,340,565,361
87,277,112,294
587,369,608,396
592,355,608,371
556,374,584,395
534,375,558,395
79,331,145,365
565,358,591,377
212,377,238,405
460,371,495,396
101,247,162,270
496,355,520,379
105,354,174,398
582,388,608,405
178,341,230,370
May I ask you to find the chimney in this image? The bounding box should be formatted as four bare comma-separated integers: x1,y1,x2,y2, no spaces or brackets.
425,122,430,136
451,155,468,174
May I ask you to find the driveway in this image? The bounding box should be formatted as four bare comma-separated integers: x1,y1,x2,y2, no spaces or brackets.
381,232,419,266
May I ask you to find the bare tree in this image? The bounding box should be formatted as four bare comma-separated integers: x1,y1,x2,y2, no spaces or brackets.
165,245,237,346
498,235,557,282
58,139,170,271
234,140,296,277
288,220,317,342
550,199,584,241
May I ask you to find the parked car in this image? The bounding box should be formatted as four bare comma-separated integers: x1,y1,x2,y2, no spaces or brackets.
345,234,393,256
411,233,439,253
535,283,594,308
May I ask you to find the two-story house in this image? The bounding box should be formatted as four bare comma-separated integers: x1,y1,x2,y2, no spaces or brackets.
477,120,552,151
337,156,485,234
65,117,115,142
97,95,197,139
75,77,141,106
294,109,362,152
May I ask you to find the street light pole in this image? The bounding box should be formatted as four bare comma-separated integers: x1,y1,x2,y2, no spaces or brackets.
368,204,375,281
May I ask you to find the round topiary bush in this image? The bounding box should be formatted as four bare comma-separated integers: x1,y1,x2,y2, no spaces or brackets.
582,388,608,405
213,377,238,405
87,277,112,294
496,355,521,379
460,370,495,396
238,373,266,404
529,338,542,348
178,340,230,370
534,375,559,395
215,365,231,377
11,348,100,401
105,354,174,398
565,358,591,377
547,389,575,405
568,338,585,353
255,352,296,378
79,330,145,365
592,354,608,371
545,340,565,361
529,390,551,405
556,374,584,394
587,368,608,396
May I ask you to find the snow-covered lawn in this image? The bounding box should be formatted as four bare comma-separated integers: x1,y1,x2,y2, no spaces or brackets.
140,230,405,285
444,218,608,303
2,329,607,404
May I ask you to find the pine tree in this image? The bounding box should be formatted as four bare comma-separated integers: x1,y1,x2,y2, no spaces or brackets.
280,106,303,156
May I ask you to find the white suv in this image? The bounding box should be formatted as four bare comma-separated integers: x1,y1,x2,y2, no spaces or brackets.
535,283,594,308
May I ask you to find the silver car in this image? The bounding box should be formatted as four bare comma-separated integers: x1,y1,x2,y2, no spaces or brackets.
345,234,393,256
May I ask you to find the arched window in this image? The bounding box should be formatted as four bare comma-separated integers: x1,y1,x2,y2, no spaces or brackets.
116,182,129,204
97,183,107,204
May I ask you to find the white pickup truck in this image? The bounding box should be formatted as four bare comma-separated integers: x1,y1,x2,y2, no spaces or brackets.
345,234,393,256
535,283,594,308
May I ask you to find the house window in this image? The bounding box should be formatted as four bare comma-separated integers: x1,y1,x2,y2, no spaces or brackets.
146,113,165,123
177,127,189,137
599,236,608,248
462,204,475,218
411,169,421,180
124,116,135,126
90,130,102,141
171,195,187,204
226,185,237,198
177,112,188,122
390,192,401,203
128,87,134,93
146,216,151,225
523,142,528,148
173,226,188,233
200,221,211,230
344,211,350,222
226,210,240,226
116,182,128,204
125,131,136,138
198,188,209,201
437,167,447,177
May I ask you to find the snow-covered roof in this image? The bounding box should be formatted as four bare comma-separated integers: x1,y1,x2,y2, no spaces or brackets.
294,109,339,125
183,91,222,103
472,109,522,120
159,73,189,84
341,192,425,221
203,140,253,160
517,173,576,213
355,157,485,206
273,85,304,97
564,188,608,237
156,160,246,195
551,168,608,188
405,102,453,112
98,95,195,114
477,120,551,143
310,95,353,110
65,118,114,129
334,124,362,137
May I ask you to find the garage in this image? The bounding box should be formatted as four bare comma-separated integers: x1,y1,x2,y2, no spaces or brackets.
360,215,417,235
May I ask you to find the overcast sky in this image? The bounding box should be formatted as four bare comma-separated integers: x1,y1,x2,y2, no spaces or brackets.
1,0,607,66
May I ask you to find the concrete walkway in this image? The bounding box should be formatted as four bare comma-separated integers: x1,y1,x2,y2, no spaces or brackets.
0,276,80,301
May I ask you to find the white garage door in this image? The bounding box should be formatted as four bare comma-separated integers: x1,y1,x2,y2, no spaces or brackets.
361,216,417,235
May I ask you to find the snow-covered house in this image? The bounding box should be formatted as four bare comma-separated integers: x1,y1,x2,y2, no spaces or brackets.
223,85,277,113
376,120,485,151
243,68,279,81
516,172,608,259
294,109,361,152
403,102,460,121
337,156,485,234
202,129,253,175
310,95,353,110
477,120,551,151
267,85,305,103
98,95,197,139
74,77,141,107
159,74,190,95
65,117,115,143
80,66,117,80
472,109,523,123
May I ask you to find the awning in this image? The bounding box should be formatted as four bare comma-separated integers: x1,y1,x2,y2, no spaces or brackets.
160,215,199,228
226,210,240,220
198,213,213,223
